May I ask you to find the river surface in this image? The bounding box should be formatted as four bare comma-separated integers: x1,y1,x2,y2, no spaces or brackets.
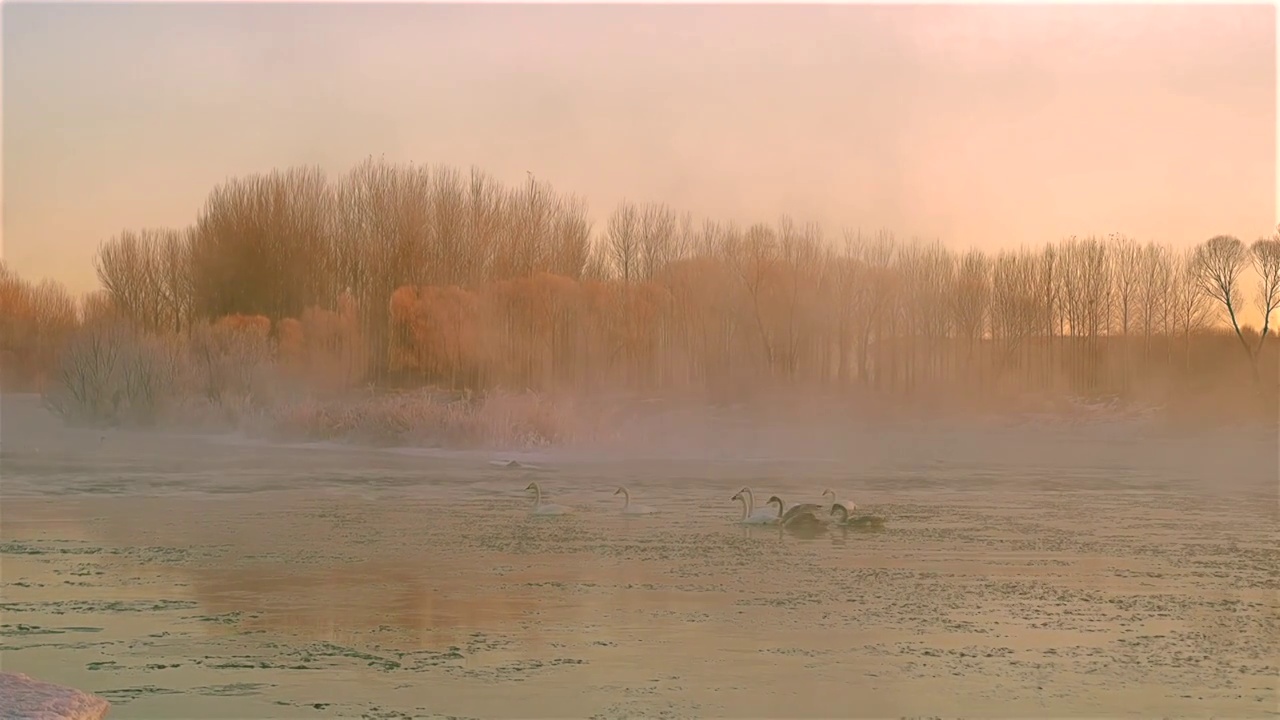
1,394,1276,718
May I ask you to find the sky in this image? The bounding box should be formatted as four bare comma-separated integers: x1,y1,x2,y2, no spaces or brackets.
2,1,1276,298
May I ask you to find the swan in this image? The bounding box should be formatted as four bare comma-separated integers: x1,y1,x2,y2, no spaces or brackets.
766,495,828,533
731,487,780,525
829,504,887,530
822,488,858,513
766,495,825,524
525,481,571,515
614,486,656,515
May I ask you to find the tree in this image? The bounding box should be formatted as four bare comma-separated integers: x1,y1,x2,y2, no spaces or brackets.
606,201,641,283
1136,243,1172,362
1249,231,1280,355
1170,248,1210,371
547,195,593,281
989,249,1038,378
951,248,989,384
1110,234,1142,387
95,229,164,333
1191,235,1257,380
191,166,335,322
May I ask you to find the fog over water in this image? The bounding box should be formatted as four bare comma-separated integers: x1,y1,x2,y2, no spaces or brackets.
1,394,1276,717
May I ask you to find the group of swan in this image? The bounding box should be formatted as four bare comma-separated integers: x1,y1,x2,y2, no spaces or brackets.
525,481,657,516
525,481,885,528
733,486,885,529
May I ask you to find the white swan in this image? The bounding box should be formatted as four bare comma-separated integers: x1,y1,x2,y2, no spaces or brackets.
830,503,886,529
822,488,858,513
614,486,656,515
526,481,571,516
732,487,780,525
766,495,825,526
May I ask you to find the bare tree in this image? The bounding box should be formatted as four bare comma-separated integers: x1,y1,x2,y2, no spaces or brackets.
638,202,680,281
1110,234,1141,387
462,167,504,284
191,166,335,321
548,194,593,280
44,320,128,424
1136,243,1172,362
159,229,196,333
503,173,560,277
856,232,899,390
733,222,780,375
950,248,990,384
427,164,468,285
1191,235,1256,379
606,201,642,283
333,158,433,380
1170,248,1210,371
1057,237,1111,392
94,230,162,332
1249,232,1280,354
990,249,1038,379
774,218,823,380
830,236,865,386
1033,243,1060,389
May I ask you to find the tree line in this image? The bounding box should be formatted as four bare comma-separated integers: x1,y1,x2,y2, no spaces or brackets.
3,157,1278,418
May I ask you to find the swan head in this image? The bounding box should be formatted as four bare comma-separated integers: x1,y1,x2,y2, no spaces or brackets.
525,482,539,492
822,488,835,500
766,495,784,509
731,490,743,502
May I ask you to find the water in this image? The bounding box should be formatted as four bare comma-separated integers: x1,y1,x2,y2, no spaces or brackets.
1,395,1276,718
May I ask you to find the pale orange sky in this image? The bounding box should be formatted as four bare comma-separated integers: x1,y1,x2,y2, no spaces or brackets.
1,1,1276,301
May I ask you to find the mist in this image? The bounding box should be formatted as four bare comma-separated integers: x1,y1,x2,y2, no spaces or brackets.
1,3,1277,719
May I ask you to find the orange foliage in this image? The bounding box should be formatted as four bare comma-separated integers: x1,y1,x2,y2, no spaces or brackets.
0,263,80,391
386,273,683,392
274,292,368,392
389,284,483,388
277,318,305,368
214,313,271,339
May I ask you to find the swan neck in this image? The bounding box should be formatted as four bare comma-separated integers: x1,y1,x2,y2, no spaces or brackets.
736,495,748,520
